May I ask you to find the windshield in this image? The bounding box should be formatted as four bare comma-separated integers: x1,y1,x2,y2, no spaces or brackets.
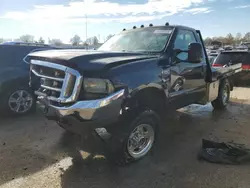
214,52,250,65
98,27,173,52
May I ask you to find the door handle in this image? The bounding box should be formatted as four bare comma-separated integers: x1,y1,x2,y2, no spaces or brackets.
183,68,193,74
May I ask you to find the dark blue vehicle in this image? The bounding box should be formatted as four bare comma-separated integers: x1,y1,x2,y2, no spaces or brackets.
27,23,242,164
0,43,54,115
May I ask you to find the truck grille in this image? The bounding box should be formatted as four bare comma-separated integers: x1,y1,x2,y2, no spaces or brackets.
30,60,82,103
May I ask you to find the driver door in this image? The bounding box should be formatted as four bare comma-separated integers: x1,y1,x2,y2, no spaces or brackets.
169,29,206,108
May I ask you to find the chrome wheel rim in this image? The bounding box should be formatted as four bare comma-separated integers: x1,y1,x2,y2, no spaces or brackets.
222,85,229,105
127,124,155,159
8,90,33,113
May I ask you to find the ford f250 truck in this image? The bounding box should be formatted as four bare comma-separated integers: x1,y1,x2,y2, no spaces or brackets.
27,23,242,164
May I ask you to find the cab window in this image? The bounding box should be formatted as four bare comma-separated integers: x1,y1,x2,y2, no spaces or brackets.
174,30,197,61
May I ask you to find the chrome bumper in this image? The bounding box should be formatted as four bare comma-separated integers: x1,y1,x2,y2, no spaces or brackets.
38,89,126,122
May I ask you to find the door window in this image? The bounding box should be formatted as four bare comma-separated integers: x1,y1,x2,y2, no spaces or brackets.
174,30,197,61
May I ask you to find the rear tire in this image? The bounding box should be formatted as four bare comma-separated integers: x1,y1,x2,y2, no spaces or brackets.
211,79,230,110
104,109,160,165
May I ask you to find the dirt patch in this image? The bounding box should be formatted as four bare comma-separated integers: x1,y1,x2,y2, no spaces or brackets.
1,88,250,188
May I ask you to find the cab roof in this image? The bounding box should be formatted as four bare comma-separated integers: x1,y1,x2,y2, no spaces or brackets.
121,24,197,33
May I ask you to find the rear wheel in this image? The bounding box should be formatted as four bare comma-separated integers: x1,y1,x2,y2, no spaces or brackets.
211,79,230,110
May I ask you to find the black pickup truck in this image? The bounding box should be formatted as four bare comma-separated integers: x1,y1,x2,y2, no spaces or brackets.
27,23,242,164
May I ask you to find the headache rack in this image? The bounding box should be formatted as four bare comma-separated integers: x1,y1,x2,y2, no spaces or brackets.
30,60,82,103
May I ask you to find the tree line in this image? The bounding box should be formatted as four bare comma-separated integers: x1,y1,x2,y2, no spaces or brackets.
204,32,250,46
3,32,249,46
0,34,115,46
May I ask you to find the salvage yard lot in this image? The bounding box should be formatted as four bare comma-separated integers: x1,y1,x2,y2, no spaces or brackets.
1,88,250,188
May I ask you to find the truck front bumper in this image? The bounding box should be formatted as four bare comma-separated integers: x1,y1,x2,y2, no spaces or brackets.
37,89,126,136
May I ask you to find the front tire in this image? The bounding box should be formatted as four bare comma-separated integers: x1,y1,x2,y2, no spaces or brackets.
0,87,36,116
211,79,230,110
105,110,160,165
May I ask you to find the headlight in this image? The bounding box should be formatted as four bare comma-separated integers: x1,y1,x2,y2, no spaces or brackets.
83,78,114,94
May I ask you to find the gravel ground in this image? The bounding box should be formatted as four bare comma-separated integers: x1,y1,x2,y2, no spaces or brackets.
1,87,250,188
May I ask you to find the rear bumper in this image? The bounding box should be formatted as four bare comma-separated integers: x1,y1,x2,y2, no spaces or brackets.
37,89,126,135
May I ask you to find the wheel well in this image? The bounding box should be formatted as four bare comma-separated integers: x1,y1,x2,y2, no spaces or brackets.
1,77,29,91
128,87,167,114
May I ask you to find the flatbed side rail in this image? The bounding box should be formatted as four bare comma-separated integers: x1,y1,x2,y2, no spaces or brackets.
213,63,242,80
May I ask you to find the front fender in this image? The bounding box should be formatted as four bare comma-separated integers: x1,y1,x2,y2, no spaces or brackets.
106,58,170,113
0,67,29,92
128,83,165,98
108,58,166,94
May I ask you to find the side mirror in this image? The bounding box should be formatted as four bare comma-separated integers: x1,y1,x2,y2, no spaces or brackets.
188,43,203,63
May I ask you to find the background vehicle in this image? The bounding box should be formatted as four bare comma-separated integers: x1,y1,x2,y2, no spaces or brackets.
212,51,250,85
223,45,233,51
235,45,248,51
208,54,218,64
0,43,54,115
28,24,241,164
241,42,250,50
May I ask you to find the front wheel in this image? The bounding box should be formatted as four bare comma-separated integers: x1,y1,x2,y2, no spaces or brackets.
211,79,230,110
127,122,155,160
105,110,160,165
1,87,36,116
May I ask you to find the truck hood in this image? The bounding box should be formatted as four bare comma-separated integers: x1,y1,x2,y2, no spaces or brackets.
28,49,158,72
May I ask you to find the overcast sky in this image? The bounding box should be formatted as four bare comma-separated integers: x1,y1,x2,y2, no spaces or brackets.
0,0,250,43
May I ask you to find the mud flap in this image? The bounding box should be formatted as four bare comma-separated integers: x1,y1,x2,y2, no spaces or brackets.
197,80,220,105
